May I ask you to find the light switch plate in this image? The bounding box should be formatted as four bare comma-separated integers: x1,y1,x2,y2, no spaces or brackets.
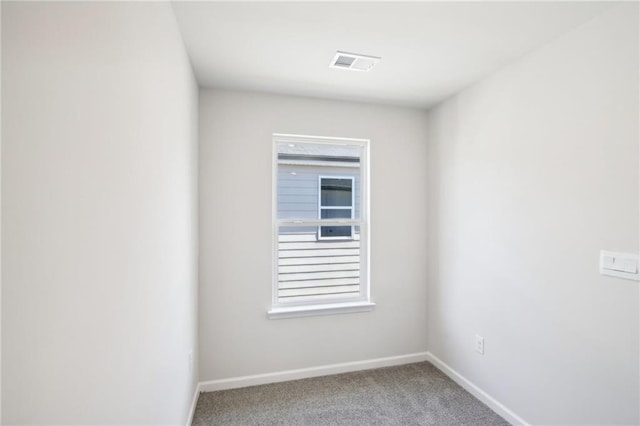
600,250,639,281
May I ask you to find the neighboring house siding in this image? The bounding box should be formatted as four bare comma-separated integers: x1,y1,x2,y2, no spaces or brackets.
277,232,361,301
278,163,360,226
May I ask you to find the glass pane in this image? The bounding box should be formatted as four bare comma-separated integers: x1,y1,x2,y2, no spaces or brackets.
277,225,361,303
320,209,352,219
320,226,352,238
321,178,352,207
277,142,360,220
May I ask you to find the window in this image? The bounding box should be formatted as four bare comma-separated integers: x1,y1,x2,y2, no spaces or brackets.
269,134,374,319
318,176,354,239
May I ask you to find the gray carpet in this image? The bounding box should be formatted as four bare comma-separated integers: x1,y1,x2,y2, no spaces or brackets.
192,362,510,425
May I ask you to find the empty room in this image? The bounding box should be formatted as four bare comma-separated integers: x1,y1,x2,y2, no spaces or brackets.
1,1,638,425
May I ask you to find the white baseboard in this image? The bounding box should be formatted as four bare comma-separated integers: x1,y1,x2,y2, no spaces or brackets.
426,352,529,426
185,383,200,426
198,352,429,393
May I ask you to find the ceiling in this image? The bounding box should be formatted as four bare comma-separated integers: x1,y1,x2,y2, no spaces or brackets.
172,2,613,109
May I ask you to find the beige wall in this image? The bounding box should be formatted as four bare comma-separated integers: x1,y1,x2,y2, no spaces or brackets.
425,4,639,424
199,89,429,381
2,2,198,424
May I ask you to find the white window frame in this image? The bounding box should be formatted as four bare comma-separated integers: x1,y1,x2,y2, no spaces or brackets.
317,175,355,241
268,133,374,319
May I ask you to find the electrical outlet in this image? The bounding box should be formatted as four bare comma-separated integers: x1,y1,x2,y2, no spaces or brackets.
475,334,484,355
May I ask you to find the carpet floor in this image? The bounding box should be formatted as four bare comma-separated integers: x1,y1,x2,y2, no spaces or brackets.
192,362,510,425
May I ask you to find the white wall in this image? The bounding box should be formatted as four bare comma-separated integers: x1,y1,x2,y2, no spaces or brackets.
425,4,639,424
2,2,198,424
0,2,3,421
199,89,428,381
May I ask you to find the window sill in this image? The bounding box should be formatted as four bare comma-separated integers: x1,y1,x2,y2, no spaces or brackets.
267,301,376,320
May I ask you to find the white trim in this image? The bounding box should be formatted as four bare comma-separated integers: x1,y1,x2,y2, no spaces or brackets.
426,352,530,426
272,136,279,306
185,383,200,426
267,300,375,319
198,352,429,393
361,140,371,301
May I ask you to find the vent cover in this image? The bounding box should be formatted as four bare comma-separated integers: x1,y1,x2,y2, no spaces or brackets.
329,51,380,72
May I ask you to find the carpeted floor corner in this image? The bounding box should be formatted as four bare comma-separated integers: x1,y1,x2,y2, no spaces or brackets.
192,361,510,425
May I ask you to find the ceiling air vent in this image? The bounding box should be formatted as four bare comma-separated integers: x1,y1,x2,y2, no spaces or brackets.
329,51,380,72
